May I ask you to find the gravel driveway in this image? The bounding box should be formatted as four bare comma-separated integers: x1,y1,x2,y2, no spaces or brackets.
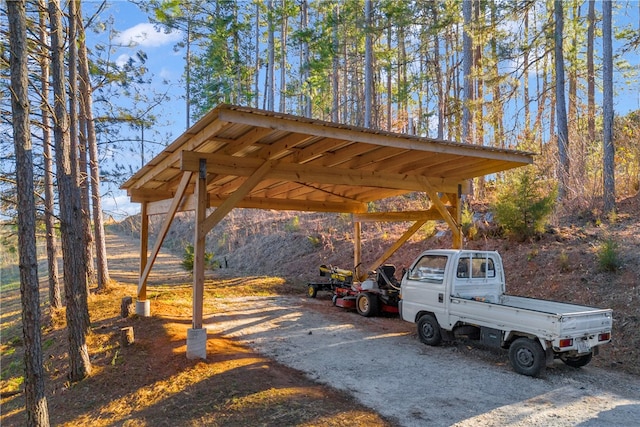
206,295,640,427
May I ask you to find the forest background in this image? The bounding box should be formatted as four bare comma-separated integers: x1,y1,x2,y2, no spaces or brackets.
1,0,640,425
3,0,640,220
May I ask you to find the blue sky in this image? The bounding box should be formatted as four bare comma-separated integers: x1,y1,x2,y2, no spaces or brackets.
90,1,640,219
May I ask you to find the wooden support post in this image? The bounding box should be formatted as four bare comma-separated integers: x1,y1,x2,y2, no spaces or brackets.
354,220,362,280
447,189,463,249
139,202,148,301
193,159,207,330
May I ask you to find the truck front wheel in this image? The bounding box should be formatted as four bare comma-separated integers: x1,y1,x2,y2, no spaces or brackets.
560,352,593,368
417,315,442,346
509,337,546,377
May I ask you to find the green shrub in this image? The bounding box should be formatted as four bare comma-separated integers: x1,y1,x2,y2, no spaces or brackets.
307,234,321,247
597,239,621,272
181,244,218,272
461,204,478,240
492,168,556,241
285,216,300,232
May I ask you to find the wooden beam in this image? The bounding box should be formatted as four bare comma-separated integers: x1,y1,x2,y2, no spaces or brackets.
256,132,315,160
146,193,367,216
181,151,465,194
365,220,427,279
199,160,275,239
138,171,193,295
318,142,377,168
342,146,408,170
353,208,449,222
291,137,352,164
223,126,273,155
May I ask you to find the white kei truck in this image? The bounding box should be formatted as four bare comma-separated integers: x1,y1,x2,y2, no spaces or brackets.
399,249,613,376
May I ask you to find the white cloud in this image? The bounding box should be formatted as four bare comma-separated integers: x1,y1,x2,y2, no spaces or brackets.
159,67,173,79
115,23,182,48
115,53,131,67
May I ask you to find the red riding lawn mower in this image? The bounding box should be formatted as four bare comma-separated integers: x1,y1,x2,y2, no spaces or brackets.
307,264,401,317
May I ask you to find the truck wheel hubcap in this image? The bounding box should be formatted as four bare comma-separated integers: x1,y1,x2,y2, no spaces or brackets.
421,323,434,338
515,348,534,367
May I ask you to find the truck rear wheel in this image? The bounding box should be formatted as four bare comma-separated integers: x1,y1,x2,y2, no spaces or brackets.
509,337,546,377
356,293,379,317
417,315,442,346
560,353,593,368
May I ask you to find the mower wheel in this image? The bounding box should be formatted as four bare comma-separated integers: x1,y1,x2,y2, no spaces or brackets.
307,285,318,298
356,293,379,317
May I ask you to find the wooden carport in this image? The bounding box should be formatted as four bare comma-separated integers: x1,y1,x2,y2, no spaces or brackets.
121,104,534,358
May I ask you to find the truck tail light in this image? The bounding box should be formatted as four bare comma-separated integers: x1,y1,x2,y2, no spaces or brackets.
559,338,574,348
598,332,611,342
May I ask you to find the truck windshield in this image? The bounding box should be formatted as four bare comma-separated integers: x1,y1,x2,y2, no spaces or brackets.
409,255,448,283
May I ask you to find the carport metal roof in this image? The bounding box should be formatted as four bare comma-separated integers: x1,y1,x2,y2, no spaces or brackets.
121,104,534,359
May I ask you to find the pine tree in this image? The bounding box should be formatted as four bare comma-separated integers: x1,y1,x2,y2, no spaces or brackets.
8,0,51,423
48,0,92,382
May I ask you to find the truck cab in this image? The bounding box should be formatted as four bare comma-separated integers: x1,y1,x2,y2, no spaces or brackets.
400,250,504,326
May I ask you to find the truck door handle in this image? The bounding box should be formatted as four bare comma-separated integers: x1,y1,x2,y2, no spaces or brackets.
451,299,460,304
438,293,443,303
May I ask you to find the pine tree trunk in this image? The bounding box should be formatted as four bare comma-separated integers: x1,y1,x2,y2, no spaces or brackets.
432,2,444,140
279,0,288,113
554,0,570,200
490,0,503,148
602,0,616,214
587,0,596,144
254,2,260,109
186,17,191,127
39,1,62,309
266,0,275,110
78,1,110,290
300,0,311,117
386,24,392,131
8,1,51,424
49,0,92,382
66,0,94,290
331,5,340,122
523,6,531,139
462,0,473,144
364,0,373,128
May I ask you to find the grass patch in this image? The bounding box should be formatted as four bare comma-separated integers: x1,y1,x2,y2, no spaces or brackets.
0,279,19,293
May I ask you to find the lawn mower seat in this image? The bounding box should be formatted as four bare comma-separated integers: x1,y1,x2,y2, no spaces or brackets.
377,265,396,288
